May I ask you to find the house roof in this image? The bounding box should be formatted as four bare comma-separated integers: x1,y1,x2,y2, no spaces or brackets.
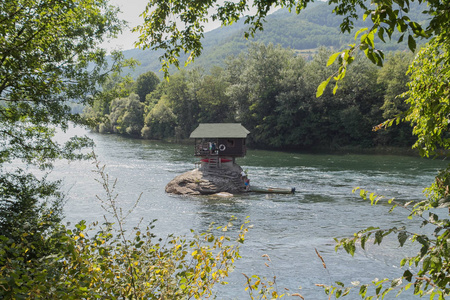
190,123,250,138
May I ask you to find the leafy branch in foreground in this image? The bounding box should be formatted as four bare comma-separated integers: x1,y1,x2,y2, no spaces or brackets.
317,20,450,298
89,157,250,298
0,154,250,299
243,253,306,299
134,0,438,89
317,187,450,299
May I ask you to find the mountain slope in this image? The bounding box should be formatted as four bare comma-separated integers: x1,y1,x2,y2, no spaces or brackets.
123,1,427,78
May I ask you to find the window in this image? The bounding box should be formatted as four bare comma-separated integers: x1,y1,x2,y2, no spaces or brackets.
227,139,235,147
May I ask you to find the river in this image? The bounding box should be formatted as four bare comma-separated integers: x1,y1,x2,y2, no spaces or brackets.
50,125,446,299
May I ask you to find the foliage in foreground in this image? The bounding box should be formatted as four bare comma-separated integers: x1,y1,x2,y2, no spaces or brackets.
0,158,249,299
318,41,450,299
0,0,124,268
0,220,247,299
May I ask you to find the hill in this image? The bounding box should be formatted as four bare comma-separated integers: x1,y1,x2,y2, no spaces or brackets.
122,1,427,78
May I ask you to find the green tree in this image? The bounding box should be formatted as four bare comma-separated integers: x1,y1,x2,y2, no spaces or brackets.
0,172,64,262
109,93,145,137
166,71,199,139
135,71,160,102
141,95,177,139
196,67,234,123
0,0,123,297
376,52,415,146
378,53,414,119
84,73,136,133
225,43,294,147
272,54,310,148
0,0,122,239
1,0,123,166
331,56,384,147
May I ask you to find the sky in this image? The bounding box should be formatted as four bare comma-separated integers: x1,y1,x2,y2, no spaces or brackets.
102,0,147,52
103,0,223,52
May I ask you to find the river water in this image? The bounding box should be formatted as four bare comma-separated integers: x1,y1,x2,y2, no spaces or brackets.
50,126,446,299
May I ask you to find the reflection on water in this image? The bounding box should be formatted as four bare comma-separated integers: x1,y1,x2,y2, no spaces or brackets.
51,126,445,299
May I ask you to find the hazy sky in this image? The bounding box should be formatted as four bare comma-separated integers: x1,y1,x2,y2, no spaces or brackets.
103,0,222,52
102,0,147,51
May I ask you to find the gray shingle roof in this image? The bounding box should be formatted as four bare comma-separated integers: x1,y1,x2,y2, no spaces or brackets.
190,123,250,138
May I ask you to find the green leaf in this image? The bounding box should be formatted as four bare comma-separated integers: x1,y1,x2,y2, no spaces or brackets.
336,281,345,287
366,50,377,65
374,230,383,245
378,27,386,43
397,20,408,32
361,235,367,249
376,284,382,295
354,27,368,40
316,76,331,98
409,21,425,36
332,82,339,94
327,52,341,66
408,35,416,52
398,231,408,247
359,285,368,297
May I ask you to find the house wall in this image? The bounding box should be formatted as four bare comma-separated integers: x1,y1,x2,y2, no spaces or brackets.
194,138,246,157
217,138,246,157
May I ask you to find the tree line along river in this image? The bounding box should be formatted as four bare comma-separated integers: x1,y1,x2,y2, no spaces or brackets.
51,126,446,299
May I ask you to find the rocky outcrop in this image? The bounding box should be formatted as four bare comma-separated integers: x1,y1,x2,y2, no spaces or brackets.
165,165,246,195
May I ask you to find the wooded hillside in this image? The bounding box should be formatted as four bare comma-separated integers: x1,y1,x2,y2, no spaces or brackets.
87,45,416,150
123,1,427,78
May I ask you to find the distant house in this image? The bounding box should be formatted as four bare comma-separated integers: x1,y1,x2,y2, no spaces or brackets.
190,123,250,169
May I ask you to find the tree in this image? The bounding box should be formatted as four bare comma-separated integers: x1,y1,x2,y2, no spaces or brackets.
196,67,234,124
224,43,295,147
376,52,415,146
331,56,384,147
0,172,64,261
0,0,124,296
165,71,199,139
1,0,123,166
141,95,177,139
84,73,136,133
0,0,123,238
272,53,310,148
134,0,450,298
135,71,160,102
378,53,414,119
108,93,145,137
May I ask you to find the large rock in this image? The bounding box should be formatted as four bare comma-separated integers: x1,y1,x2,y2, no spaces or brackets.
165,166,246,195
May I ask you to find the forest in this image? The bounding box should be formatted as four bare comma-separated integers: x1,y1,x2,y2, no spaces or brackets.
86,44,415,150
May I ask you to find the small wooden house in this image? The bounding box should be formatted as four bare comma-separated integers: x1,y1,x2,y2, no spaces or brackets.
190,123,250,169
